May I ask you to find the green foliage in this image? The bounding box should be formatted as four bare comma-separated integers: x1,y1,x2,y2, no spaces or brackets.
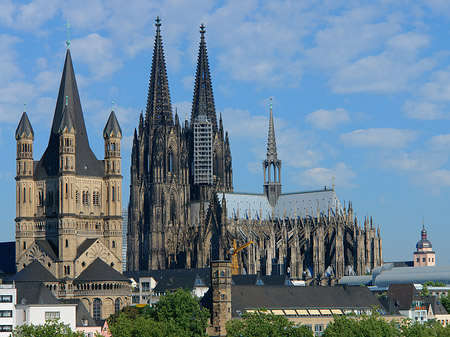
226,310,313,337
441,294,450,314
424,281,446,287
421,284,431,297
323,314,400,337
400,319,450,337
108,288,210,337
11,319,84,337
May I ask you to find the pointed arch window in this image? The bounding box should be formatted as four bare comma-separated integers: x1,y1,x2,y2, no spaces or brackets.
23,187,26,203
112,186,115,201
114,298,121,313
168,151,173,172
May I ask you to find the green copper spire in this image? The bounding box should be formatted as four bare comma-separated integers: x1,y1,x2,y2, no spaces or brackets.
65,20,71,47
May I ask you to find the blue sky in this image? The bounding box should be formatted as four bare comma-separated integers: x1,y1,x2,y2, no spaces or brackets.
1,0,450,264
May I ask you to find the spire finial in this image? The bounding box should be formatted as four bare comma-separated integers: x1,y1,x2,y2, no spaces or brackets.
23,102,26,113
200,23,205,36
111,101,114,111
155,16,161,31
65,95,68,106
65,20,71,47
270,97,273,112
332,176,336,191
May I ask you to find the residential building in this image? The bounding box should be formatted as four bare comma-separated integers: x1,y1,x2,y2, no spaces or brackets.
0,284,15,336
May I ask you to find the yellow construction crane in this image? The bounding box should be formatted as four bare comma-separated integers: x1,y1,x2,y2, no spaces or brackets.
229,239,254,275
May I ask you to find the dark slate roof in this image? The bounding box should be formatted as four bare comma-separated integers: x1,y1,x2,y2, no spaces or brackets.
74,258,130,283
15,112,34,139
124,268,210,286
0,242,15,274
386,283,419,310
58,104,75,133
36,239,58,261
229,285,382,318
232,274,292,286
16,281,60,305
76,238,97,260
59,299,98,327
34,49,103,178
103,111,122,138
9,260,57,282
153,272,209,293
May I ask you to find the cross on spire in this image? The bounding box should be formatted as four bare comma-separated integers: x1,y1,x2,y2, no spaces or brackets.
65,20,71,47
155,16,161,30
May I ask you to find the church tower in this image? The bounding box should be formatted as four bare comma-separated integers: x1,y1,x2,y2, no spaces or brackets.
128,17,191,271
190,24,233,201
15,47,125,274
263,99,281,206
414,223,435,267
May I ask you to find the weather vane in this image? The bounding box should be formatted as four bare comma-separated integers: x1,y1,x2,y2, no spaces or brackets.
65,20,72,47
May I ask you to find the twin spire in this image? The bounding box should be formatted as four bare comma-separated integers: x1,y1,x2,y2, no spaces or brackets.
145,17,217,130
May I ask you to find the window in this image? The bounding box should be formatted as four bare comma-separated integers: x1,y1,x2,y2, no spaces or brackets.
75,190,79,204
0,326,12,332
315,324,324,336
112,186,115,201
115,298,121,313
38,190,43,207
422,258,426,262
65,239,69,248
82,190,90,205
45,312,60,320
0,310,12,317
416,258,419,262
93,191,100,206
0,295,12,303
112,241,116,249
23,187,26,203
23,241,26,250
65,183,68,199
141,282,150,292
93,299,102,320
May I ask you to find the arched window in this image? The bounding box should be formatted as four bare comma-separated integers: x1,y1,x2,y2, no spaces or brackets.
170,195,176,224
65,239,69,248
112,187,115,201
23,241,26,250
112,241,116,249
23,187,26,203
38,190,43,207
65,183,68,199
93,298,102,320
168,152,173,172
114,298,121,313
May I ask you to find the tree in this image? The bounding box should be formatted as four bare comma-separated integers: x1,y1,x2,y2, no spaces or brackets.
322,314,400,337
420,284,430,297
441,293,450,314
108,288,210,337
226,310,313,337
11,319,85,337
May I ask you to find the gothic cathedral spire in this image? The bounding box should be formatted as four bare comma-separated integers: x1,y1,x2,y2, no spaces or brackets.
191,24,217,132
146,17,173,127
263,99,281,206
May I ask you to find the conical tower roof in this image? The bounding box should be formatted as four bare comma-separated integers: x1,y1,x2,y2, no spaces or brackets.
34,48,103,177
266,99,278,162
58,99,75,133
191,24,217,131
146,17,173,127
15,111,34,140
103,110,122,138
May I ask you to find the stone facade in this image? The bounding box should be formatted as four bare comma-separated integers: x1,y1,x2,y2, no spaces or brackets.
127,19,383,280
14,47,130,320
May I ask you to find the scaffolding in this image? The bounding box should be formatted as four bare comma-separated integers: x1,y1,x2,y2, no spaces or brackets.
193,115,213,185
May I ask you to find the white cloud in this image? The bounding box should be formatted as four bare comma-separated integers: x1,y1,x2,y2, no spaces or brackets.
305,108,350,130
70,33,122,81
295,162,357,189
424,170,450,187
427,134,450,151
421,68,450,101
339,128,417,148
402,100,446,120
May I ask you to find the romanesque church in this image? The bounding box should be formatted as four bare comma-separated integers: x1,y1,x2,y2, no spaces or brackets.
14,44,130,320
127,18,383,281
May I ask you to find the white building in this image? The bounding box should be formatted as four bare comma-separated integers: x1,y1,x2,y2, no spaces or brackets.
0,284,16,336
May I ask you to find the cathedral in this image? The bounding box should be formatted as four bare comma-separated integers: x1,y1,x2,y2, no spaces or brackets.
127,18,383,280
14,43,130,319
